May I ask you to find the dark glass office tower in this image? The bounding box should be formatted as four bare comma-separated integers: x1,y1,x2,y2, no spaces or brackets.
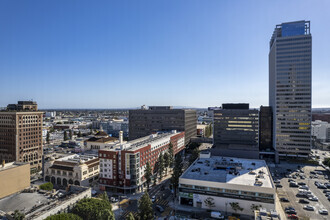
269,21,312,158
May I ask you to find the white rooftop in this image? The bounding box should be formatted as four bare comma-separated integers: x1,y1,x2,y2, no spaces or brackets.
181,156,274,189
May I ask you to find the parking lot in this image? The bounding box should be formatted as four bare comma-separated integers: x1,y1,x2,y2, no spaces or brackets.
269,162,330,220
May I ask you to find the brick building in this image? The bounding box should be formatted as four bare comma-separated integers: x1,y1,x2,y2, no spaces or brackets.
0,101,43,172
98,130,185,193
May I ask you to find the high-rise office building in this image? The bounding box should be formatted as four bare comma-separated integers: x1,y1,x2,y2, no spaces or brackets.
0,101,43,172
129,106,196,146
259,106,273,152
269,21,312,158
212,103,259,159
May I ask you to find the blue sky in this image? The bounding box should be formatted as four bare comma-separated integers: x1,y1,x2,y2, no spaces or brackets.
0,0,329,109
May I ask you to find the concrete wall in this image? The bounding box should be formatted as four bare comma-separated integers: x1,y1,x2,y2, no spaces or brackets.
0,163,30,199
34,187,91,220
191,193,275,216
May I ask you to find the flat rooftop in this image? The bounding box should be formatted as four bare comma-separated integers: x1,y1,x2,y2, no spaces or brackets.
0,162,26,172
103,131,181,152
181,156,274,189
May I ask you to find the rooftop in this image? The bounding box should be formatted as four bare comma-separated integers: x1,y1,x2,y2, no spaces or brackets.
181,156,274,189
102,130,181,152
0,162,27,172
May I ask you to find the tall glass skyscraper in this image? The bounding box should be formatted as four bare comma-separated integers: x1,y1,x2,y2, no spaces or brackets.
269,21,311,159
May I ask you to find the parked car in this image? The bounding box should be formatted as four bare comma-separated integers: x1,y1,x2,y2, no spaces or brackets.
210,211,225,219
323,189,330,193
290,182,299,187
299,199,309,204
308,196,318,201
318,184,327,189
303,205,314,211
298,182,306,186
319,209,328,215
288,214,299,219
280,197,289,202
299,186,309,190
151,196,156,203
276,184,283,188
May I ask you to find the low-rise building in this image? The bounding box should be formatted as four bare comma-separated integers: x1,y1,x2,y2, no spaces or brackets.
179,154,275,216
44,154,99,187
99,130,185,193
84,131,118,151
0,185,91,220
0,161,30,199
312,120,330,143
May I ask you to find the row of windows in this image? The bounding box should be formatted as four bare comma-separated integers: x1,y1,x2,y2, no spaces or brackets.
277,37,311,42
277,49,311,55
276,46,311,51
277,54,310,59
179,184,273,198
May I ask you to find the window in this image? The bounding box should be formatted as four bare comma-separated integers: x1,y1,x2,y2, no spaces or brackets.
224,189,239,194
195,185,207,190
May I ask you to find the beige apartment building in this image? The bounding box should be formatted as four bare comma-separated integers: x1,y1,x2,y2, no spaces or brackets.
0,161,30,199
44,154,99,187
0,101,43,172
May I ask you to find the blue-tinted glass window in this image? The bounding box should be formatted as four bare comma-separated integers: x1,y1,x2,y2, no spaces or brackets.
282,22,305,37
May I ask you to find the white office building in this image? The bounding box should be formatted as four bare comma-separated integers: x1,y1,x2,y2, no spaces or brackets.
179,153,276,216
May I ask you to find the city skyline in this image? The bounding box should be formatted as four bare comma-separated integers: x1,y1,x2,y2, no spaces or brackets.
1,0,329,109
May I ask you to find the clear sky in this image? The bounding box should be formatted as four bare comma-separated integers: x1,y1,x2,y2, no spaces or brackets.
0,0,329,109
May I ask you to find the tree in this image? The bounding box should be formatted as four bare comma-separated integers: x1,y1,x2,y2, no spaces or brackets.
45,213,82,220
323,157,330,167
171,154,183,197
72,198,114,220
69,129,73,140
144,162,152,191
138,192,154,220
78,130,82,137
126,212,135,220
158,153,165,180
46,131,50,144
13,210,25,220
98,192,109,202
64,131,68,141
204,197,215,210
163,152,170,175
230,202,244,213
168,142,174,168
250,204,262,212
40,182,53,191
189,148,200,164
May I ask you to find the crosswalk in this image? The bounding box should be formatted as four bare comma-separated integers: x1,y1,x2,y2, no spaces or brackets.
120,210,139,220
155,198,169,207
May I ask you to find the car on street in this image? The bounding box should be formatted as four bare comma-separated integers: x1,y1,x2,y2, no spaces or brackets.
299,199,309,204
319,209,328,215
280,197,289,202
151,196,156,203
303,205,314,211
274,179,280,184
156,205,164,213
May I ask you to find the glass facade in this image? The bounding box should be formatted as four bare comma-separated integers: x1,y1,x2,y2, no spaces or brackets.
269,21,311,157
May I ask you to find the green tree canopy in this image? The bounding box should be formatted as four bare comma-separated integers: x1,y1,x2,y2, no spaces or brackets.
72,198,114,220
45,213,82,220
171,153,183,197
138,192,154,220
145,162,152,190
13,210,25,220
158,153,165,180
126,212,135,220
168,142,174,167
40,182,53,191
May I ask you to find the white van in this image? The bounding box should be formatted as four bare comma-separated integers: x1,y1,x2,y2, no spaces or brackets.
211,211,224,219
